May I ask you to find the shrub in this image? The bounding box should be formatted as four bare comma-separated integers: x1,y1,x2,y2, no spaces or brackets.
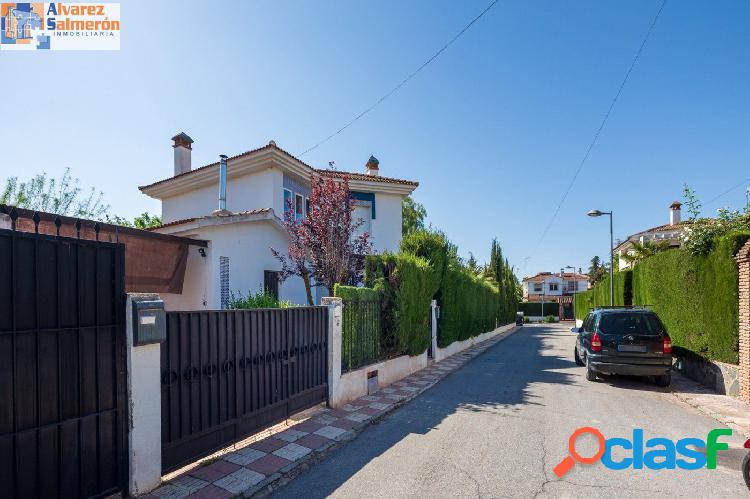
574,271,632,320
334,284,382,370
227,289,294,309
438,264,500,347
544,315,556,323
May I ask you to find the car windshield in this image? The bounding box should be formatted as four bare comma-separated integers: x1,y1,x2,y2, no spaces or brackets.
598,312,663,336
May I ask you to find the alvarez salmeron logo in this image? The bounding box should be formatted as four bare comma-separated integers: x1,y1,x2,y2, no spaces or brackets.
1,2,120,50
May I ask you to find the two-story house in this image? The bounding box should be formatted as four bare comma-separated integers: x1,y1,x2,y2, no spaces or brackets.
614,201,688,271
139,133,418,310
522,271,589,320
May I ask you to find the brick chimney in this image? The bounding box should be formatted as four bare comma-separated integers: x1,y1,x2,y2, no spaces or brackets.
172,132,193,176
365,155,379,176
669,201,682,225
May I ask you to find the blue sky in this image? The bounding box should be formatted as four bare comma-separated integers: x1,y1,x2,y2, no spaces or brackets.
1,0,748,277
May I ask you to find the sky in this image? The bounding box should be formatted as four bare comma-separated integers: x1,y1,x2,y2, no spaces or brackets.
1,0,748,278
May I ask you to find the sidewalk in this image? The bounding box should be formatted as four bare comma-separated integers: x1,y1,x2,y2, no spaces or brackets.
671,371,750,439
143,325,521,499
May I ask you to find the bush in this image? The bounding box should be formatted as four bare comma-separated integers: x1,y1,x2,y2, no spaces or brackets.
544,315,556,323
228,289,294,309
574,271,632,320
631,232,750,364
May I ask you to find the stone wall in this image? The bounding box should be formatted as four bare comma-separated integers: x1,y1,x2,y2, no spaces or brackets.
735,240,750,402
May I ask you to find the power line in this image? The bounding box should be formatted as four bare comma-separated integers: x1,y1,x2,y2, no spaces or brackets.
299,0,500,157
703,175,750,207
527,0,667,262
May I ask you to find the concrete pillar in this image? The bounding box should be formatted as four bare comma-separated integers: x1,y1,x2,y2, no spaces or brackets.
735,242,750,402
126,293,163,495
322,297,343,408
431,300,438,362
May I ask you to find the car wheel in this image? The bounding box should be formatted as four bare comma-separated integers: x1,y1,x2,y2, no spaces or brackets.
574,346,584,366
585,356,597,382
656,372,671,387
742,451,750,490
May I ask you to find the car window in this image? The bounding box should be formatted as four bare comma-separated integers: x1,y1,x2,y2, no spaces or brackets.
598,312,663,336
584,314,595,333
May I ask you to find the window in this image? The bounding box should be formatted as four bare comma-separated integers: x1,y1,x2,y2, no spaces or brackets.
295,193,304,221
549,283,558,291
352,203,371,241
264,270,280,300
283,189,293,216
220,256,230,309
598,313,663,336
533,283,543,293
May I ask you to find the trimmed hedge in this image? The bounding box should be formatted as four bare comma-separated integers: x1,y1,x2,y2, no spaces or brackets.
334,284,381,370
574,271,631,320
518,302,560,317
438,265,502,347
574,232,750,364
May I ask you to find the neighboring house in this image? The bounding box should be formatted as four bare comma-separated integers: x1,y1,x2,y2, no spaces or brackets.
522,271,589,320
614,201,688,271
139,133,418,310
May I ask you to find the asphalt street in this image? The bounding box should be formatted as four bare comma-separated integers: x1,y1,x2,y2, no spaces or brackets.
271,323,749,498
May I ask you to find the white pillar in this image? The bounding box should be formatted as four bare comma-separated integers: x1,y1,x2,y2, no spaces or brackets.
431,300,438,362
126,294,163,495
322,297,343,408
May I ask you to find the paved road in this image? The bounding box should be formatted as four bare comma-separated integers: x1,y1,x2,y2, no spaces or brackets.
271,324,749,498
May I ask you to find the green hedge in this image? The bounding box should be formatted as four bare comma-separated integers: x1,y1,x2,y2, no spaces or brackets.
518,302,560,317
574,232,750,364
438,265,501,347
574,271,631,320
631,233,750,364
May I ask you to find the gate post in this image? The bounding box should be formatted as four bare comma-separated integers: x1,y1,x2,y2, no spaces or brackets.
126,293,163,495
322,297,343,408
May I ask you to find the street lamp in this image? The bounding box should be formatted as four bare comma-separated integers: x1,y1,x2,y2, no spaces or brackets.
587,209,614,306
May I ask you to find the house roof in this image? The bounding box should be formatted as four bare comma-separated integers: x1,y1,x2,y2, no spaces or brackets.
139,142,418,193
523,272,589,283
613,220,691,252
148,208,276,232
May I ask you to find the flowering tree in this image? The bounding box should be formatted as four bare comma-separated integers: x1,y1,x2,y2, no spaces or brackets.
271,173,372,304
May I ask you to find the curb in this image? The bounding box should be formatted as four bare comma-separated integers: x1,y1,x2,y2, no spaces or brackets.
242,325,522,497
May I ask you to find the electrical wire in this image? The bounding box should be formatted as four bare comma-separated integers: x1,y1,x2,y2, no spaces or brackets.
527,0,667,261
299,0,500,157
703,175,750,207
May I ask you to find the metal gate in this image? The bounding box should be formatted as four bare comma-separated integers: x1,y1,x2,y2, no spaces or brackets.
161,307,328,473
0,224,128,498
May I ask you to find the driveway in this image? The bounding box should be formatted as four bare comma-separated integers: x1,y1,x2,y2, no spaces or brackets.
271,323,748,497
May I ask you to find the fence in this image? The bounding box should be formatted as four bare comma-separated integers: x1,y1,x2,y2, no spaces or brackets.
341,299,382,372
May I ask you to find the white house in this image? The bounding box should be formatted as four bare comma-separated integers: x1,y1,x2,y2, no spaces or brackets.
522,272,589,301
139,133,418,310
614,201,688,271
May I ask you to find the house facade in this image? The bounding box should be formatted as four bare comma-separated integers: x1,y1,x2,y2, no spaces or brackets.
614,201,688,271
139,133,418,310
522,271,589,320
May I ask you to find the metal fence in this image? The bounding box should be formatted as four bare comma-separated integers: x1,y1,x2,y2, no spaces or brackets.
341,299,382,372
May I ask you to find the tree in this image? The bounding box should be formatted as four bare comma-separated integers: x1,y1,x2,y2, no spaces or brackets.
402,196,426,236
619,239,670,266
466,252,479,275
682,184,702,220
588,256,609,285
1,168,109,219
272,173,372,303
112,212,163,229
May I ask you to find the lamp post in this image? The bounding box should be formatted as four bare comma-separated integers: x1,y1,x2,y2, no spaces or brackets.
587,209,614,306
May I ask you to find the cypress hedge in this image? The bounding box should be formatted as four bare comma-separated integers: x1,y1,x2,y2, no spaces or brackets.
334,284,382,370
574,232,750,364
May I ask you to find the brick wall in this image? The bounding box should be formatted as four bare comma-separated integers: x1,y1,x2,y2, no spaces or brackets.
735,240,750,402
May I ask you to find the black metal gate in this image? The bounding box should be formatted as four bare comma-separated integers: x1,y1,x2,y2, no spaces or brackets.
0,224,128,498
161,307,328,473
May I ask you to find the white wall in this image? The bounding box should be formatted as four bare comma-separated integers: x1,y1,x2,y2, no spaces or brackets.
160,220,310,310
161,167,282,223
371,192,404,253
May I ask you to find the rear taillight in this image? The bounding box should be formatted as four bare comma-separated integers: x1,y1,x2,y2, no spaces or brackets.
663,334,672,355
591,332,602,352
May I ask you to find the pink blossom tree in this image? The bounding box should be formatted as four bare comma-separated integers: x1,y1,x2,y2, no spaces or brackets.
271,173,372,304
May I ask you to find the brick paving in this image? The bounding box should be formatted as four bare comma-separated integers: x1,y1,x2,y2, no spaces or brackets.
145,325,518,498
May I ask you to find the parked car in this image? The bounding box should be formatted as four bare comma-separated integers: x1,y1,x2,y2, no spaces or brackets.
516,311,524,326
572,307,672,386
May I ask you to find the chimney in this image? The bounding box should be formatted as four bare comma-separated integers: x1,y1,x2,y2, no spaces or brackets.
212,154,231,216
172,132,193,176
365,155,379,176
669,201,681,225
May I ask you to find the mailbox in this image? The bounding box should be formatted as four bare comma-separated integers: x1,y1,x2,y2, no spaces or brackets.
132,299,166,346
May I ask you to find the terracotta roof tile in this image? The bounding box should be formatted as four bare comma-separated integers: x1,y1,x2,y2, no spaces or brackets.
147,208,273,231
